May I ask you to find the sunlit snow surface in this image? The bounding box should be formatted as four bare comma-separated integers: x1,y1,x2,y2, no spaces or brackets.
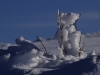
0,35,100,75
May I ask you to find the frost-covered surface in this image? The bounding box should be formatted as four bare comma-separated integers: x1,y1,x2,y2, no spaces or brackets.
0,35,100,75
55,11,84,56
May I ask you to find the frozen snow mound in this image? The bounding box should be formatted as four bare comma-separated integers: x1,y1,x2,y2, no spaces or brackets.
0,37,99,75
55,10,85,57
55,12,80,41
0,48,68,75
55,12,81,43
0,36,40,64
15,36,39,50
0,41,86,75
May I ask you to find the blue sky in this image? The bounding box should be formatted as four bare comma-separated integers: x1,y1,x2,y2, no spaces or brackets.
0,0,100,43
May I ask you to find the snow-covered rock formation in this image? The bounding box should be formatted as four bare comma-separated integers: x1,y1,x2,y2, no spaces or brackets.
55,9,86,57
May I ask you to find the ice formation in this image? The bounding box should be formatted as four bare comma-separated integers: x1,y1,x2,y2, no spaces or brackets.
55,9,85,57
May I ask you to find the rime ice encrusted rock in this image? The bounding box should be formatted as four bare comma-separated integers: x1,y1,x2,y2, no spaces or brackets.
55,10,86,57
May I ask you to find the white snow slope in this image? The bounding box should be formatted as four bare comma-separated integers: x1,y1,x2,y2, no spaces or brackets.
0,34,100,75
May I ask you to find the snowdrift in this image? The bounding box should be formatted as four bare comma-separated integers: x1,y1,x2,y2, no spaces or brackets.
0,36,100,75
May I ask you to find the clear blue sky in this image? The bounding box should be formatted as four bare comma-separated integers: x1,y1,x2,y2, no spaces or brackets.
0,0,100,43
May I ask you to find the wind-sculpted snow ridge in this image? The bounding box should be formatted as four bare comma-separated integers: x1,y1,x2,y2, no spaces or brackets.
0,47,87,75
0,36,100,75
0,37,87,75
15,36,40,50
0,43,17,50
86,31,100,38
